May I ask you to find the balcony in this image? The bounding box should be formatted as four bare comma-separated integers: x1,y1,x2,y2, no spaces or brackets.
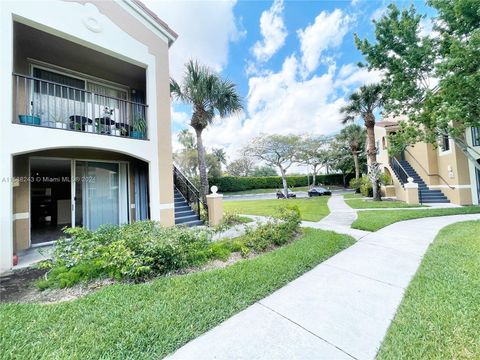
12,73,148,139
12,21,149,140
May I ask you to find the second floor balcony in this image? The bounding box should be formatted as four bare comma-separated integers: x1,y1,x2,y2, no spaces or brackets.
13,73,148,139
12,21,149,140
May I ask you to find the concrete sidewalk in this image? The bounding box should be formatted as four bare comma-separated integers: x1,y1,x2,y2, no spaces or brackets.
167,214,480,360
303,195,370,240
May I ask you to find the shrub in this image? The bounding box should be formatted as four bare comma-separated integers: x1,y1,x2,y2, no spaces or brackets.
39,209,301,289
209,174,352,192
39,222,214,289
243,206,301,253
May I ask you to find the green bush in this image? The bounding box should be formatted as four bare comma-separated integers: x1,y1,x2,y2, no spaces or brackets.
38,209,301,289
209,174,352,192
243,206,301,253
39,222,214,289
350,175,373,197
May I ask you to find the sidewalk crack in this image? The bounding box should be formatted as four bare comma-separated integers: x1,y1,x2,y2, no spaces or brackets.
257,302,359,360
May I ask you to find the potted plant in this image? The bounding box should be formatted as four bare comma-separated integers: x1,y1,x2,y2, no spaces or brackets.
18,101,41,125
51,114,68,129
131,116,147,139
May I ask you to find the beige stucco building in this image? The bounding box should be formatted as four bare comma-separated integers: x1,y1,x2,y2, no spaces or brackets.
0,0,180,272
374,118,480,206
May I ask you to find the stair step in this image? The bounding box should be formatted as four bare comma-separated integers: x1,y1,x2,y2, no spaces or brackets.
176,219,204,227
421,199,450,203
175,214,201,224
175,210,196,217
175,205,191,212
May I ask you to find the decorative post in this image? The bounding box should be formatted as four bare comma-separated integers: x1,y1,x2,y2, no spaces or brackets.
404,177,419,205
206,186,224,226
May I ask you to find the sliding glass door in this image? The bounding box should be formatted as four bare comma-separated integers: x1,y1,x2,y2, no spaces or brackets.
74,161,128,230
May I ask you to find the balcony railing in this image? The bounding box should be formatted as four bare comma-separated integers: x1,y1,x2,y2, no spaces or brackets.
12,73,148,139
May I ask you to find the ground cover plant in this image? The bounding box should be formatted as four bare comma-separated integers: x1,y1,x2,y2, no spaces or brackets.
37,208,300,289
0,227,354,359
377,221,480,359
224,196,330,222
352,207,480,231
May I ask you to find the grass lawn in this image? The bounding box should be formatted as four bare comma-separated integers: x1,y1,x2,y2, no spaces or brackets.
224,196,330,221
351,206,480,231
0,228,354,360
377,221,480,359
224,186,309,195
345,198,424,209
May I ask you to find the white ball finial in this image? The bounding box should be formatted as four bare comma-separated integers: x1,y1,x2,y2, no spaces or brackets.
407,177,414,183
211,185,218,194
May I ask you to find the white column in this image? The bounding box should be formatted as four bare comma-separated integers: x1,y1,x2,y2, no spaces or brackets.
0,7,14,272
0,155,14,272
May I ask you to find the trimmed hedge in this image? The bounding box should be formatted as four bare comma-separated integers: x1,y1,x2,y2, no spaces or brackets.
209,174,352,193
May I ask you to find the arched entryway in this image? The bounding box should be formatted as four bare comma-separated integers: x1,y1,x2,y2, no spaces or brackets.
12,148,150,251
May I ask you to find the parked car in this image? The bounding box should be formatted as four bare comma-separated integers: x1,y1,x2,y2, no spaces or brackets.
276,189,297,199
308,186,332,197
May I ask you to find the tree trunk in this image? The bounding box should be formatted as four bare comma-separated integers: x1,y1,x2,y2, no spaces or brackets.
365,113,381,201
312,166,317,187
353,151,360,179
279,166,288,198
195,128,209,204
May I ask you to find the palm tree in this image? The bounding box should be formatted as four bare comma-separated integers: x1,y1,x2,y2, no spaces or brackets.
170,60,243,202
340,84,383,200
336,124,366,179
212,148,227,166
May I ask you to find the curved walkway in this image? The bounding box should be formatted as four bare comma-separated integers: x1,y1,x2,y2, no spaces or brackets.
168,199,480,360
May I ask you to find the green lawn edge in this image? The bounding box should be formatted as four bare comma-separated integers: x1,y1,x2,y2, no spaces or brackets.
345,198,423,209
351,207,480,231
0,228,354,360
377,220,480,359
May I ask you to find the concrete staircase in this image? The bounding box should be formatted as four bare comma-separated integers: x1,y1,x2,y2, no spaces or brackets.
174,188,204,227
398,160,450,203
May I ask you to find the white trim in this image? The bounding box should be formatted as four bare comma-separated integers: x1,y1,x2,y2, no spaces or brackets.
120,0,176,46
159,203,174,210
13,212,29,220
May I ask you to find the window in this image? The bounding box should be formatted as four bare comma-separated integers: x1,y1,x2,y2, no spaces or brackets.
472,126,480,147
33,67,85,101
441,134,450,152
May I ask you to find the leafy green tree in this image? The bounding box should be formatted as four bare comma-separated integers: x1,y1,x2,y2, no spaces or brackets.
298,135,329,186
226,156,255,176
328,139,355,187
212,148,227,166
244,134,301,197
340,84,384,200
336,124,367,179
251,165,278,177
170,60,243,202
355,2,480,171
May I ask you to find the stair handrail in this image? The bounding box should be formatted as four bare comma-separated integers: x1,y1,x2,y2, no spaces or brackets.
403,149,455,190
173,164,207,219
390,157,423,204
390,157,410,185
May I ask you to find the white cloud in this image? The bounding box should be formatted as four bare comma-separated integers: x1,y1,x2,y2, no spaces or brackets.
202,55,349,159
297,9,352,75
334,63,383,90
371,6,387,21
350,0,360,6
251,0,287,62
143,0,242,80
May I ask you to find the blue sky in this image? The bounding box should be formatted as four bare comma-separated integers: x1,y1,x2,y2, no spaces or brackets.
145,0,434,160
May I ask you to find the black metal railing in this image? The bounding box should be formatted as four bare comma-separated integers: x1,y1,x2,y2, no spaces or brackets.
390,157,409,185
173,164,207,219
404,149,454,190
12,73,148,139
390,156,422,204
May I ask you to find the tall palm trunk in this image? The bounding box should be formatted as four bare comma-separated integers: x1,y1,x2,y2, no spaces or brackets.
365,113,381,201
352,151,360,179
195,128,209,204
